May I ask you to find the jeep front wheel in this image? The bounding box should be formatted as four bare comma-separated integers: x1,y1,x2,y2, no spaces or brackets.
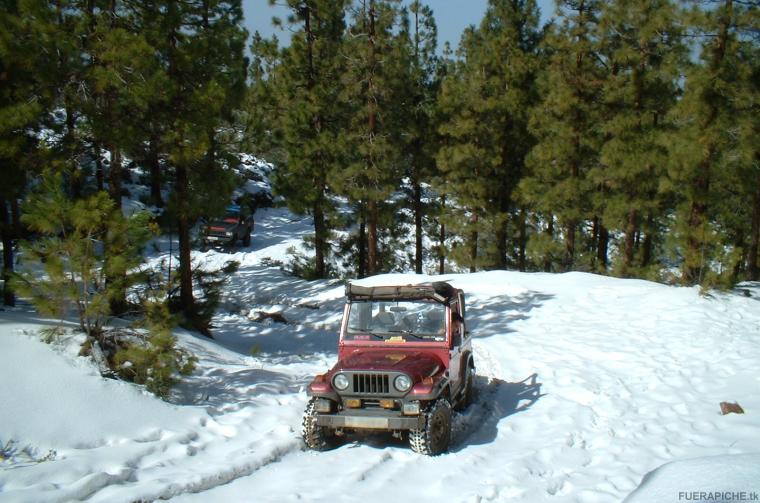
409,398,451,455
302,398,332,451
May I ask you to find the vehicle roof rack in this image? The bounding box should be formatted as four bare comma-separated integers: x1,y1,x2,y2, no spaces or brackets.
346,281,456,304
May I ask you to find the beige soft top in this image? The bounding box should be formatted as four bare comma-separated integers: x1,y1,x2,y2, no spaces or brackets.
345,282,457,304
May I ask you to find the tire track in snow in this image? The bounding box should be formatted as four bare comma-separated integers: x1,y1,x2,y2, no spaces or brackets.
98,438,307,502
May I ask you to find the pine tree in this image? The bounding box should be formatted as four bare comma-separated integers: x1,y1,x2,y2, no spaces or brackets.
13,173,153,339
666,0,753,285
520,0,604,272
437,0,541,272
739,40,760,280
267,0,350,279
147,0,246,325
0,0,57,306
593,0,686,278
339,0,406,276
399,1,439,274
83,2,170,313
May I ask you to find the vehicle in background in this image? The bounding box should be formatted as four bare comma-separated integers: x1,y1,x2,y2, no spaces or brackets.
199,204,254,250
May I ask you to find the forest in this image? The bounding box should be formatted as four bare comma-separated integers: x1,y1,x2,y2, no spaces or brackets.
2,0,760,325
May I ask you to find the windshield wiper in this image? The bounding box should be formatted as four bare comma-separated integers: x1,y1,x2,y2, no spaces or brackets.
348,327,385,339
387,329,424,340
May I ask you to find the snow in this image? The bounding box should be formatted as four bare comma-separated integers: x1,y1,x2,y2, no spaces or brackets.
2,205,760,502
624,454,760,503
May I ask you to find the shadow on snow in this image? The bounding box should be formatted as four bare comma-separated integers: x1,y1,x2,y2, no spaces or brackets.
451,373,544,452
467,292,554,337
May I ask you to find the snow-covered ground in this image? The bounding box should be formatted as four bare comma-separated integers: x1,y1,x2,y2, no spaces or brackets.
2,205,760,502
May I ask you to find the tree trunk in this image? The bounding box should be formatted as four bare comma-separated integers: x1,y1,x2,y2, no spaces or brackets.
10,197,20,233
518,207,527,272
469,212,478,273
414,180,423,274
642,213,654,268
364,1,379,277
108,147,122,209
623,209,638,276
106,146,127,314
367,199,378,276
314,199,326,279
544,215,554,272
175,163,195,319
438,195,445,275
685,170,710,284
597,223,609,271
65,104,82,199
749,162,760,280
304,5,327,279
94,142,104,191
1,198,15,307
564,222,575,272
148,135,163,207
495,212,508,270
358,204,367,278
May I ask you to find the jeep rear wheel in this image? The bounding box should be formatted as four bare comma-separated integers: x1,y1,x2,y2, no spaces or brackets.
302,398,333,451
409,398,451,455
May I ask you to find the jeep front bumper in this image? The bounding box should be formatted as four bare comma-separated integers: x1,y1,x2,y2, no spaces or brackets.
316,410,424,430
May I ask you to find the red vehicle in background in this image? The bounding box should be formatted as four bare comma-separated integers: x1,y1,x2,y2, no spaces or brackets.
303,281,474,455
199,204,254,250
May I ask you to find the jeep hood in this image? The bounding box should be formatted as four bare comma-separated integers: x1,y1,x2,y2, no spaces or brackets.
336,349,442,380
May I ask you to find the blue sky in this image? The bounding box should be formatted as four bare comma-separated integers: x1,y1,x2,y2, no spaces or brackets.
242,0,556,52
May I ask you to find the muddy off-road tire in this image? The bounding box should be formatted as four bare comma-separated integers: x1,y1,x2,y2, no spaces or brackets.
302,398,332,451
409,398,451,455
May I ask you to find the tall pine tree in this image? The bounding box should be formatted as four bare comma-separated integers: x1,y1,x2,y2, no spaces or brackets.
268,0,349,279
437,0,541,272
521,0,604,272
667,0,751,285
399,1,439,274
593,0,686,277
340,0,406,276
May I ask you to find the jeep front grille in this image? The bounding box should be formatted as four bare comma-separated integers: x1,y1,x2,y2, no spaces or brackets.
353,373,389,394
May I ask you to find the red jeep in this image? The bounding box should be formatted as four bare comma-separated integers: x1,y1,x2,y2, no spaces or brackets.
303,281,474,455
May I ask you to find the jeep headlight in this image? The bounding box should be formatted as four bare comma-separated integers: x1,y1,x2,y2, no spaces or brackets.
333,373,349,391
225,231,233,237
394,374,412,392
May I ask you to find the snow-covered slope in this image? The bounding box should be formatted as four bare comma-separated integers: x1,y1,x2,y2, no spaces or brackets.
2,207,760,502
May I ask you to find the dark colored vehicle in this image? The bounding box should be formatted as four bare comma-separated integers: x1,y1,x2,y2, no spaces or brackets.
199,205,254,249
303,281,474,455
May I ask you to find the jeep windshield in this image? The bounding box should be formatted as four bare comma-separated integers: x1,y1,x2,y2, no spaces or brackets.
345,300,445,342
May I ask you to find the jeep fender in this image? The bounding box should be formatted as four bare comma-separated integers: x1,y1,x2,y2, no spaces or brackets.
408,375,449,402
307,375,338,401
461,352,475,375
